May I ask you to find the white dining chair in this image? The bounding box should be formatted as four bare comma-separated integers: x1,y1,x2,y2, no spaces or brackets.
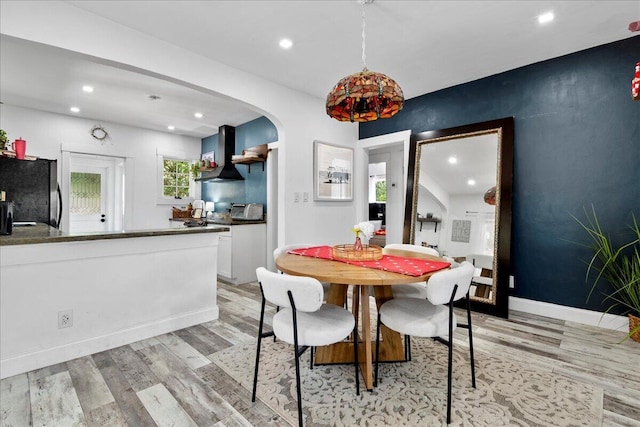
374,261,476,425
252,267,359,427
467,253,493,298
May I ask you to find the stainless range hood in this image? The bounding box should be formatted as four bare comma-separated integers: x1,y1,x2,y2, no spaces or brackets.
196,125,244,181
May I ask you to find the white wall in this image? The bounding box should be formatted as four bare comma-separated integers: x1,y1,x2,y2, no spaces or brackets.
0,1,359,246
0,105,201,231
446,194,495,258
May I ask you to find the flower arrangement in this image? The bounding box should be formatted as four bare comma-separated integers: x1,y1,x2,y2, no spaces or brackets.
352,221,374,251
352,221,375,239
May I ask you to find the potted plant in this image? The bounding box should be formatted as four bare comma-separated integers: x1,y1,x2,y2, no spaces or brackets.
0,129,8,150
574,207,640,342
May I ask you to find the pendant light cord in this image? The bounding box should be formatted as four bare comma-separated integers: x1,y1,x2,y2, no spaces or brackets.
361,0,367,71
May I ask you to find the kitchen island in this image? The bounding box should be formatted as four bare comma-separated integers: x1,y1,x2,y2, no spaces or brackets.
0,224,228,378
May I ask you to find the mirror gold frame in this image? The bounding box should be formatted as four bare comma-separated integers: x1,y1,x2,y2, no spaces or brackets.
403,117,514,318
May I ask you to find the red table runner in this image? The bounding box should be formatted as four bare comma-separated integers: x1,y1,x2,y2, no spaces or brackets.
288,245,450,277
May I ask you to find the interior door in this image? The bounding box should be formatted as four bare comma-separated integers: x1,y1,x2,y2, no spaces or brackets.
68,154,120,233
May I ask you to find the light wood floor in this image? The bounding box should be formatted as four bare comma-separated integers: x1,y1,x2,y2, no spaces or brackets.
2,280,639,426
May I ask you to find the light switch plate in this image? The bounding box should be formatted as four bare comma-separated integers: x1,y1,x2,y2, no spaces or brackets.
294,192,300,203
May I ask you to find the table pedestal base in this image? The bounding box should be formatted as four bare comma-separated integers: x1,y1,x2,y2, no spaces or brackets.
314,284,406,390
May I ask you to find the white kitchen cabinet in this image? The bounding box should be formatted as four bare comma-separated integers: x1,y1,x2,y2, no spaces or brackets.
217,223,266,284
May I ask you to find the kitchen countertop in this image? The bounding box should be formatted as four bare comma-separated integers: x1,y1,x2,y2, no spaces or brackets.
0,223,230,246
169,218,266,226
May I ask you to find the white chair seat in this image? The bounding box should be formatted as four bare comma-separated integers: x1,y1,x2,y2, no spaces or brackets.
380,298,456,338
273,304,355,347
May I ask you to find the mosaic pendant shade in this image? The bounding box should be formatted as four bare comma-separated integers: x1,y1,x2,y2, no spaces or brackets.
484,186,497,206
326,0,404,122
326,69,404,122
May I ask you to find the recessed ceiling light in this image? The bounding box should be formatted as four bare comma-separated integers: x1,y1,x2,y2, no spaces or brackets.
279,38,293,49
448,156,457,164
467,179,476,186
538,11,554,25
82,85,94,93
194,112,203,119
167,125,175,131
70,106,80,113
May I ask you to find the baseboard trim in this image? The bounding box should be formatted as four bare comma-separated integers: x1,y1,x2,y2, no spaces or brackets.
0,307,219,379
509,296,628,331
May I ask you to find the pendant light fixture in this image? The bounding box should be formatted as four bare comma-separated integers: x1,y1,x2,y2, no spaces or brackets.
483,186,497,206
326,0,404,122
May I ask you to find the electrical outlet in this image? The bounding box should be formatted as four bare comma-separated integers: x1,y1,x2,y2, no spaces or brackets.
303,192,309,202
509,275,515,289
58,309,73,329
294,192,300,203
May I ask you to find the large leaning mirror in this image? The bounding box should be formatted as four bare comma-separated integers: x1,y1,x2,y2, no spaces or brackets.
403,118,514,318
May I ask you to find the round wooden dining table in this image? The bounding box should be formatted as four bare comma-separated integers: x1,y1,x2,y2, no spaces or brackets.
276,248,448,391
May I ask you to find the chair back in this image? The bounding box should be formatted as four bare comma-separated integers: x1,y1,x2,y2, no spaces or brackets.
425,261,474,305
256,267,324,312
466,253,493,270
383,243,439,257
273,243,317,262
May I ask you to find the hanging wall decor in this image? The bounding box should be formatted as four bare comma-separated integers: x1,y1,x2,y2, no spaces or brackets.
90,125,109,141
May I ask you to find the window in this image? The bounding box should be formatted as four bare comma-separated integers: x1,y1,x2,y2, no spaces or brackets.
481,217,496,255
163,159,191,198
368,161,387,202
157,155,196,204
375,180,387,202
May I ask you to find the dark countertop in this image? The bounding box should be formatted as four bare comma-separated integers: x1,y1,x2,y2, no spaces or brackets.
0,223,230,246
169,218,266,226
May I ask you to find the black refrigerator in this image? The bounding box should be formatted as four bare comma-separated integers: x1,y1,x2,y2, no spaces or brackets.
0,156,61,228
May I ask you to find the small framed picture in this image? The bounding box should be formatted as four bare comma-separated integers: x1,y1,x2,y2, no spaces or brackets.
201,151,215,168
314,140,354,201
192,208,203,218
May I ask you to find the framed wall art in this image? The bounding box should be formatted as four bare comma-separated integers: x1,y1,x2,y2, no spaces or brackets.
451,219,472,243
314,140,353,201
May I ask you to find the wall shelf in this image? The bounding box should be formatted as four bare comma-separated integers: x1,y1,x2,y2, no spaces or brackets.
232,144,269,173
417,217,441,232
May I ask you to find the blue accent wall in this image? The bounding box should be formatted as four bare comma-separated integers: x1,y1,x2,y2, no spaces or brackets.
201,116,277,214
361,36,640,313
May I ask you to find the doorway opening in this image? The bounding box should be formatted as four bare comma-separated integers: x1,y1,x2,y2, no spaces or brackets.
66,153,125,233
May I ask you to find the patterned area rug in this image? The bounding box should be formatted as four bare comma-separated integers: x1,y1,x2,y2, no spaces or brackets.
211,338,602,426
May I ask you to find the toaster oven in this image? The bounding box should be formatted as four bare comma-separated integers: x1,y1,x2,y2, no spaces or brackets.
230,203,264,220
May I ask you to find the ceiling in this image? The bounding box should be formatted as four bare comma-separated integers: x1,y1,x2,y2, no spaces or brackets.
1,1,638,138
419,133,498,196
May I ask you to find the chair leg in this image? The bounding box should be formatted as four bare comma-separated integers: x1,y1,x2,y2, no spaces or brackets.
309,347,314,370
374,312,382,387
252,295,267,402
274,305,280,342
446,293,455,425
466,294,476,388
353,325,360,395
404,335,412,361
287,291,304,427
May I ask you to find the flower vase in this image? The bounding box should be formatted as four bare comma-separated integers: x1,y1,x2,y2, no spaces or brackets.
354,236,363,251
